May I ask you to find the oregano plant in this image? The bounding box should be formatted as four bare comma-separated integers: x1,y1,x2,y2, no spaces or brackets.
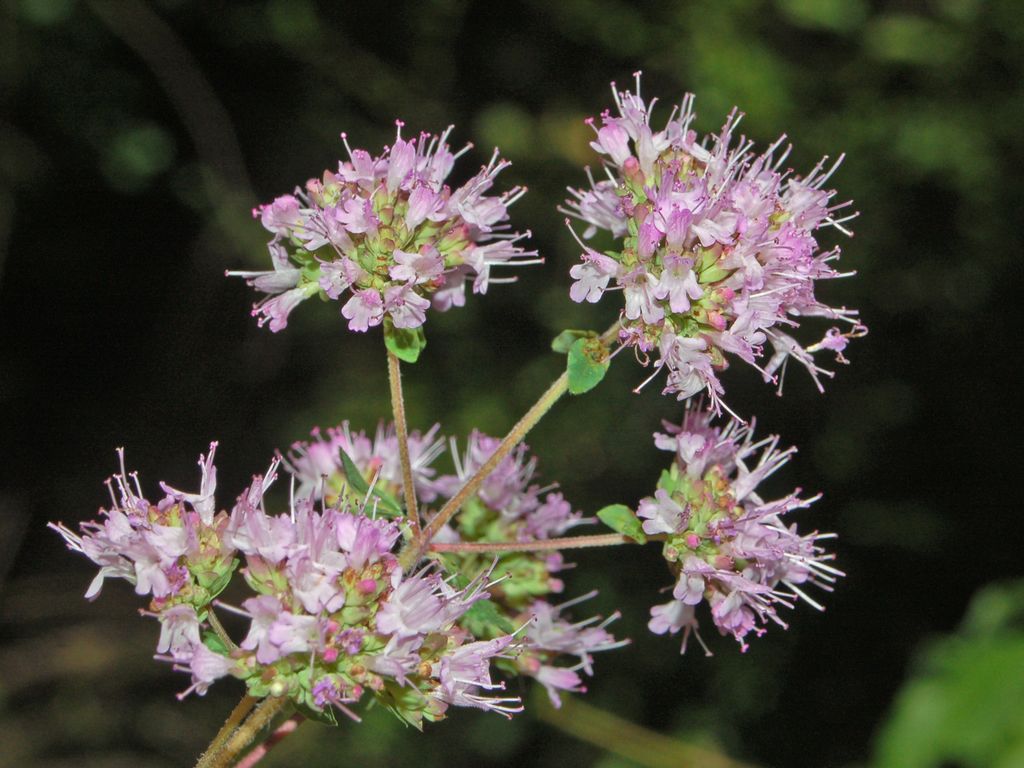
51,73,864,767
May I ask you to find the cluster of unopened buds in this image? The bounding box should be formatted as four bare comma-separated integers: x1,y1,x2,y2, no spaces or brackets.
54,74,863,764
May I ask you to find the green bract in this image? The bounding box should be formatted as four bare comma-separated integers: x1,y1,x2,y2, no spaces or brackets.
596,504,647,544
566,336,610,394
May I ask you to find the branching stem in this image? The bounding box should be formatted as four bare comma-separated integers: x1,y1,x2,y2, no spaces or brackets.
202,696,291,768
399,321,621,570
400,371,568,569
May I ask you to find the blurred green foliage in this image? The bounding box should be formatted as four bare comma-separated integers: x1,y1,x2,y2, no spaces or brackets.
1,0,1021,766
875,581,1024,768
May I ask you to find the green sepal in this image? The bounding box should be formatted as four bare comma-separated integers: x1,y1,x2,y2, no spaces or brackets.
338,447,403,517
657,464,681,494
294,700,339,727
596,503,647,544
383,318,426,363
551,329,597,354
193,557,239,600
379,681,427,730
201,630,230,655
566,337,610,395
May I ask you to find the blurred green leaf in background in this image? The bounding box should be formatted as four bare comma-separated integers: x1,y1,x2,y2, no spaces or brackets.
874,581,1024,768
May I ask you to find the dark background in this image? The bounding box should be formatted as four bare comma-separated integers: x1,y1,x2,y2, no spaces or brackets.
1,1,1022,766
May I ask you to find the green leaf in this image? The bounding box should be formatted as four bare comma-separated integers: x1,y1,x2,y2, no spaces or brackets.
367,485,403,517
338,447,369,494
338,448,403,516
874,581,1024,768
194,557,239,600
384,319,426,363
566,337,610,395
596,504,647,544
657,465,681,494
201,630,229,655
551,328,597,354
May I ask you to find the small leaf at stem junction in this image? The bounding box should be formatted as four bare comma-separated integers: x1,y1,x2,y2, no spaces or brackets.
551,328,597,354
383,319,426,363
566,336,610,395
202,630,230,655
596,504,647,544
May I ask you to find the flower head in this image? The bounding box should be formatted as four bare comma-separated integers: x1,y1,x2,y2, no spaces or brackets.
54,444,522,725
49,444,235,606
641,405,842,652
231,124,537,334
224,483,520,726
564,74,865,411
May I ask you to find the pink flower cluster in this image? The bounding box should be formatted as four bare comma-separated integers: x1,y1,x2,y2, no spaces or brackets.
52,447,522,723
48,445,228,605
564,74,865,411
639,406,842,653
268,422,626,707
231,124,538,333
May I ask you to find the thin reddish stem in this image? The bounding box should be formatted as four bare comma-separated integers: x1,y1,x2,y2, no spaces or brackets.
429,532,661,554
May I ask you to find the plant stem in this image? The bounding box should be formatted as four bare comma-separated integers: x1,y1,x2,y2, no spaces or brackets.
400,370,569,569
537,692,756,768
235,715,304,768
430,532,662,554
398,320,622,571
203,696,291,768
387,349,420,537
194,695,257,768
207,607,237,650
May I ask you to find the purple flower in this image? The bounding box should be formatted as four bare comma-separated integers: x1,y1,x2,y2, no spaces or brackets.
156,604,202,659
433,635,522,717
384,284,431,329
389,247,444,285
518,593,627,706
568,248,620,304
175,643,235,699
642,403,842,652
563,74,865,408
50,445,233,603
341,289,385,332
232,123,538,335
637,489,688,535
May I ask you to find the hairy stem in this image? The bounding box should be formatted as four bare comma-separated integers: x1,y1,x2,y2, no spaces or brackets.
206,607,237,650
203,696,291,768
387,349,420,536
194,695,257,768
430,532,661,554
235,715,304,768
